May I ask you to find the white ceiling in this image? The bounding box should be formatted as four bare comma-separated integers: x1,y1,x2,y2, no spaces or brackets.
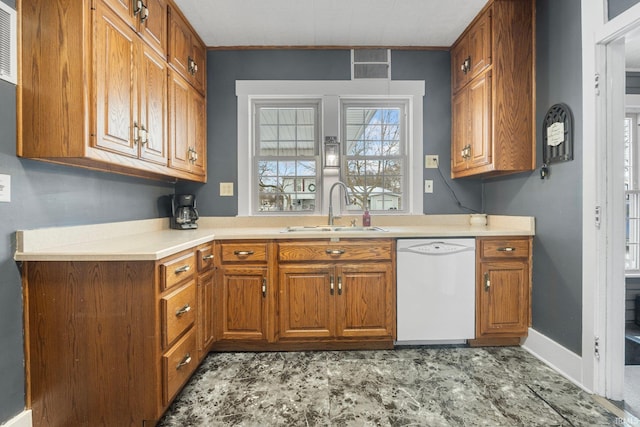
173,0,489,48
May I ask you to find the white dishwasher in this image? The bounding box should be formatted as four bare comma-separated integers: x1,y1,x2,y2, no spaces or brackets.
396,238,476,344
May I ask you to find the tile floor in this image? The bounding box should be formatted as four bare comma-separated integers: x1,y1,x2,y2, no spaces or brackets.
159,346,622,426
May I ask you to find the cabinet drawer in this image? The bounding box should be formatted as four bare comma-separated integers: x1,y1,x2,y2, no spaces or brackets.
279,239,393,262
162,327,197,406
220,242,268,263
160,251,196,291
197,242,215,272
162,280,196,349
479,238,530,259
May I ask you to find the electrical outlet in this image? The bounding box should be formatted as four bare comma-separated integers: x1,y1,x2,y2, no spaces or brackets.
424,180,433,193
220,182,234,196
425,155,439,169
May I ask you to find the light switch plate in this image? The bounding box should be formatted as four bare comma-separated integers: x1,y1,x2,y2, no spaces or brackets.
220,182,234,196
0,174,10,202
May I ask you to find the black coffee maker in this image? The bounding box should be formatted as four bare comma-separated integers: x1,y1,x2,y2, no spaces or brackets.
171,194,199,229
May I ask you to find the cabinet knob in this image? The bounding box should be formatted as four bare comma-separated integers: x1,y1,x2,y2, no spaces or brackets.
262,277,267,297
484,272,491,291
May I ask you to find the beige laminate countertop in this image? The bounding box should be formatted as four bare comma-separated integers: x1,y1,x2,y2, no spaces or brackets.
14,214,534,261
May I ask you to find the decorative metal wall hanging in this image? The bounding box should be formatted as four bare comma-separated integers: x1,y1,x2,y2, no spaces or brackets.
541,103,573,179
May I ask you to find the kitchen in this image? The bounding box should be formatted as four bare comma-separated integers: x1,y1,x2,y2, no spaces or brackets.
0,0,628,426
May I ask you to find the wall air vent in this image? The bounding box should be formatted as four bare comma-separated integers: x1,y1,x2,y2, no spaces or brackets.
351,49,391,80
0,1,17,85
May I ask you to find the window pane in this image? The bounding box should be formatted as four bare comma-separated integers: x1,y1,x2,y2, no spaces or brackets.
344,104,405,212
255,103,319,213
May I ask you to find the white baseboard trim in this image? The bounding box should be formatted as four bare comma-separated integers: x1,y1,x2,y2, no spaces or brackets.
522,327,588,391
1,410,32,427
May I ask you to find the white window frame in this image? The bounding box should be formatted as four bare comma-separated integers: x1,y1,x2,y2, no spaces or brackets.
341,99,409,213
236,80,425,216
626,103,640,276
252,100,322,215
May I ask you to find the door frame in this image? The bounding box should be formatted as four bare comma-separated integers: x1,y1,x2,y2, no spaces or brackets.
583,0,640,400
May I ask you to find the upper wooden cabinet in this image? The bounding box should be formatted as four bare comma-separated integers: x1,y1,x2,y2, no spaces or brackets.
168,4,206,95
18,0,206,183
101,0,167,55
450,0,535,178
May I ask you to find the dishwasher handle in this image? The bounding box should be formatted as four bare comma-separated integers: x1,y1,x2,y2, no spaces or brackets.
397,241,474,255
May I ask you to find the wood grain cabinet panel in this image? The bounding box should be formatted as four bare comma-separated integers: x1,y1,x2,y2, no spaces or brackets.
277,239,396,347
18,0,206,183
472,236,532,346
451,0,535,178
168,4,207,95
22,241,215,426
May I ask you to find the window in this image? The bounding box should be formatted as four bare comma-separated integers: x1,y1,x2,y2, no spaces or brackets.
236,80,424,216
626,113,640,274
343,102,406,212
253,102,320,213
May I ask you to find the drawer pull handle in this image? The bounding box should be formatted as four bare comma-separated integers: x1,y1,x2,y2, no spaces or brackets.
202,254,214,260
338,276,342,295
176,353,192,370
174,265,191,274
330,275,335,295
262,278,267,297
175,304,191,317
497,247,516,252
234,250,254,256
325,249,345,255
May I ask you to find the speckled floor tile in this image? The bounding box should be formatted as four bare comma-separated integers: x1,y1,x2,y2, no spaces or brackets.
158,347,620,427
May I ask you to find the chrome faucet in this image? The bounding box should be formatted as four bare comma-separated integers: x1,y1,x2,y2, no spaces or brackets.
328,181,351,225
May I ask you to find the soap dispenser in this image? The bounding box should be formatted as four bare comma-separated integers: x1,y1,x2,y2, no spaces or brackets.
362,203,371,227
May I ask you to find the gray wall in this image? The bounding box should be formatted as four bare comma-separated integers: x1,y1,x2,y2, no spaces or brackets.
484,0,584,355
177,49,483,215
0,1,174,423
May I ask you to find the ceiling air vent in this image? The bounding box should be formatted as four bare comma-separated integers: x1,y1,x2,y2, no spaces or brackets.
0,1,16,85
351,49,390,80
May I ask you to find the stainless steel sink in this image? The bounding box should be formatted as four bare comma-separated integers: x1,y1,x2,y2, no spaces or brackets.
282,225,387,233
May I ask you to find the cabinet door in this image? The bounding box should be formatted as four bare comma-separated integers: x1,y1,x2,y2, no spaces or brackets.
168,71,192,172
468,72,492,168
477,261,529,337
139,0,167,55
168,6,192,81
451,38,469,94
139,43,168,164
279,264,334,339
197,269,215,360
190,36,206,94
451,89,469,173
94,5,138,157
467,10,491,81
188,90,206,176
217,267,268,341
335,262,395,339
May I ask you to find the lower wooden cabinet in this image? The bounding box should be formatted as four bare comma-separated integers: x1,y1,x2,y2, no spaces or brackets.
277,239,396,348
471,236,532,346
196,242,216,361
212,240,276,347
22,243,215,426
